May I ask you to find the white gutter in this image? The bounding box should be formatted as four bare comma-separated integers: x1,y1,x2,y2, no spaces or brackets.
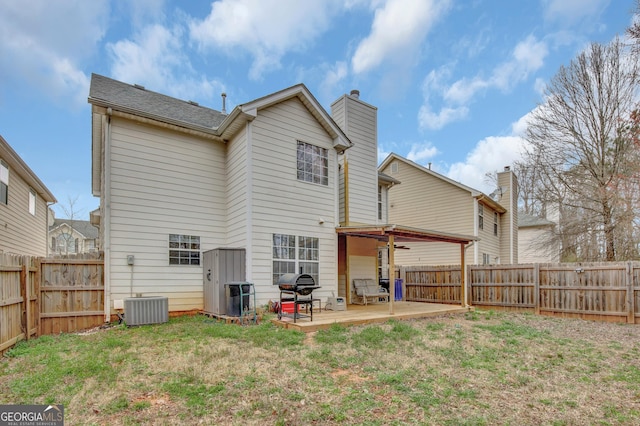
245,121,253,282
103,109,112,322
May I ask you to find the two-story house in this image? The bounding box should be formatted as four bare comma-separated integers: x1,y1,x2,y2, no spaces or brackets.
378,154,518,266
88,75,476,318
0,135,57,256
49,218,99,255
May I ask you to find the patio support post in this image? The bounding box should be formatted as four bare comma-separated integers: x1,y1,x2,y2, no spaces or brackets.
389,234,395,315
460,243,466,308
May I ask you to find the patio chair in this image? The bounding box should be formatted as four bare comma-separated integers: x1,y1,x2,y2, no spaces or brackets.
353,279,390,305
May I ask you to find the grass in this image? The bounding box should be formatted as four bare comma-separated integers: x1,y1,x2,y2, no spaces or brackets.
2,311,640,425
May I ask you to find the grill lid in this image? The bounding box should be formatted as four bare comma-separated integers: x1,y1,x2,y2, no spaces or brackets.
277,273,316,287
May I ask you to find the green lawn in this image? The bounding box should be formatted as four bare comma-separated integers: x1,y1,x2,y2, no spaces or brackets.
2,310,640,425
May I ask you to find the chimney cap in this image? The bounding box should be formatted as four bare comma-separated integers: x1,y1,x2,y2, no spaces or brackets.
504,166,510,171
350,89,360,99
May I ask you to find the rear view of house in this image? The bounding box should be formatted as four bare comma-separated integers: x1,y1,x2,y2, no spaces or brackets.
0,135,56,256
88,74,353,317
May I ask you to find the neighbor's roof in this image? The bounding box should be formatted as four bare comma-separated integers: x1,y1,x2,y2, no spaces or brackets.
0,135,56,203
518,212,555,228
336,224,477,245
50,219,99,239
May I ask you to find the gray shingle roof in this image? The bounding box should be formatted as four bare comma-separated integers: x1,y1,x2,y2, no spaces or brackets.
518,212,555,228
88,73,227,129
50,219,99,239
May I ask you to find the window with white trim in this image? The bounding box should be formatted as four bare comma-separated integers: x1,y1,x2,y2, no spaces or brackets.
483,253,491,265
297,141,328,185
169,234,200,265
0,160,8,205
494,212,498,236
478,203,484,230
29,189,36,215
273,234,319,285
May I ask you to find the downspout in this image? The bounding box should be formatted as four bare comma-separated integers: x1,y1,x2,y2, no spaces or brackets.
46,201,55,257
103,108,112,322
245,121,253,282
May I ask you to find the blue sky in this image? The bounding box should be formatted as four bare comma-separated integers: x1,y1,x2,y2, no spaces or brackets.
0,0,634,219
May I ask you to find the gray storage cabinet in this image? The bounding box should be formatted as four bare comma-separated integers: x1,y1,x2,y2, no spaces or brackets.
203,248,246,316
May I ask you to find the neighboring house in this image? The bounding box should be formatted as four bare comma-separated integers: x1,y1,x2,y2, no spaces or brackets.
0,135,57,256
378,154,518,266
89,74,475,318
518,212,560,263
49,218,99,255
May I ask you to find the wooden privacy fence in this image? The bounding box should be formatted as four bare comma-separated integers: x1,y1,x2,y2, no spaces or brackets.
0,252,104,355
401,262,640,323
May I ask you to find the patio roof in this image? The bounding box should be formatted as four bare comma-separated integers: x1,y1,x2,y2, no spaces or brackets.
337,224,476,315
336,224,477,245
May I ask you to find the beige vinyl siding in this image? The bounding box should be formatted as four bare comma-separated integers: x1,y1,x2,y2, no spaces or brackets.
498,170,518,263
107,118,227,311
0,166,49,256
382,159,475,265
478,202,501,264
519,226,560,263
225,127,248,247
247,98,338,303
332,95,378,225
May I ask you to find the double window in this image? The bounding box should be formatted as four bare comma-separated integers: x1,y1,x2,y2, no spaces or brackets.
169,234,200,265
0,160,8,205
273,234,319,285
297,141,328,185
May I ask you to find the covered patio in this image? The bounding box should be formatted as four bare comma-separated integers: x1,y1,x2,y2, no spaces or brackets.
271,300,471,332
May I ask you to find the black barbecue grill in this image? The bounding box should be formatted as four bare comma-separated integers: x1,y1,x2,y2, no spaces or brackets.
277,273,321,322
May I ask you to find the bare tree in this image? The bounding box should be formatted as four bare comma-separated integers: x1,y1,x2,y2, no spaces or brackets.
521,38,640,261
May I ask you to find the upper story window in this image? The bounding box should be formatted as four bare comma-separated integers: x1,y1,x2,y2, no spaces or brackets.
297,141,328,185
29,189,36,215
0,160,8,205
378,185,383,220
494,212,498,236
169,234,200,265
53,232,77,254
478,203,484,230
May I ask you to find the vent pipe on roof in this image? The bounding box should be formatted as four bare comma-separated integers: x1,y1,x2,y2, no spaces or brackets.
221,93,227,114
350,89,360,99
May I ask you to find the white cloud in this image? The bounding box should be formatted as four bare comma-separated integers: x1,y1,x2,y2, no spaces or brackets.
419,35,548,130
542,0,609,26
107,24,225,104
407,143,439,163
445,111,532,194
351,0,452,74
0,0,108,107
418,105,469,130
189,0,340,80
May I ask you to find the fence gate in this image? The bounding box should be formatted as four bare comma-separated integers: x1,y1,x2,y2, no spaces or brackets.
39,255,105,335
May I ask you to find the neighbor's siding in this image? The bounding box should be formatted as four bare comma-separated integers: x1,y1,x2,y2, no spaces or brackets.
248,98,338,304
107,117,227,311
331,94,378,225
519,226,560,263
382,159,474,265
0,163,49,256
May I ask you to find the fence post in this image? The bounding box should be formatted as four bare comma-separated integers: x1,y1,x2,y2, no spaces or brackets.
627,262,635,324
21,263,31,341
534,263,540,315
35,257,42,337
466,263,472,307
